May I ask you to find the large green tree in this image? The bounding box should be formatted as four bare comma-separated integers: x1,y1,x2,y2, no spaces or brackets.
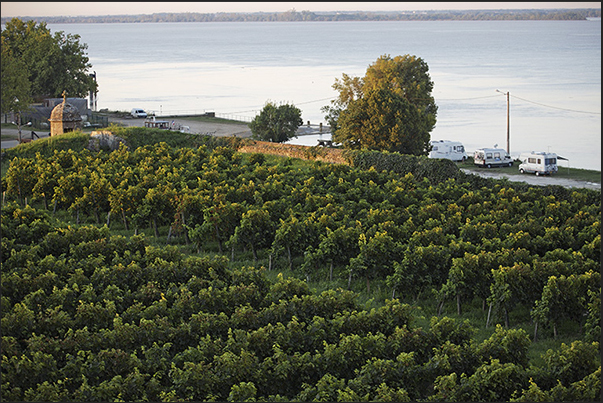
250,101,303,143
1,36,32,115
321,73,363,134
324,54,437,155
1,18,97,107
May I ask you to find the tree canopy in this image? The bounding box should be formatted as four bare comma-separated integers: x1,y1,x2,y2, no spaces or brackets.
325,54,437,156
1,18,97,112
250,101,303,143
1,35,32,114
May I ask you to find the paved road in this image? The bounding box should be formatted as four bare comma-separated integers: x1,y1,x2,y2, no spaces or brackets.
1,128,50,149
461,169,600,191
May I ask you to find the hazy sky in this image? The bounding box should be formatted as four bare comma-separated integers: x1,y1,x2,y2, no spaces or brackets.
2,2,600,18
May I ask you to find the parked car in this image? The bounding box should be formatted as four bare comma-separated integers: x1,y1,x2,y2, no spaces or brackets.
131,108,147,118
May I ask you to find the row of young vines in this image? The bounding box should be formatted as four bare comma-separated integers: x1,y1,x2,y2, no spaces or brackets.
1,138,600,401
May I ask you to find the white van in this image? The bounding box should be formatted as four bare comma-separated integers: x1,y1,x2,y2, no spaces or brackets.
518,152,558,176
131,108,147,118
473,148,513,168
429,140,468,161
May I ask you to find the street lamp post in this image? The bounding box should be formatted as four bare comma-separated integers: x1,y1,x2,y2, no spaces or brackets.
496,89,510,154
13,97,22,143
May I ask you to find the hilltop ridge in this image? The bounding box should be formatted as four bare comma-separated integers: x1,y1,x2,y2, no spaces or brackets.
2,8,600,24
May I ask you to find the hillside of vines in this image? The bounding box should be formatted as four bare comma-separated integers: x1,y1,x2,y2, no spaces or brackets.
1,128,601,401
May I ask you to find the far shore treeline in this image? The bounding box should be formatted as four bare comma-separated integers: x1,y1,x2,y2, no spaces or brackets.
2,8,600,25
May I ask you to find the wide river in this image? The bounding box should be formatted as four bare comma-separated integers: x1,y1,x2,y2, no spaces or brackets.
46,20,600,170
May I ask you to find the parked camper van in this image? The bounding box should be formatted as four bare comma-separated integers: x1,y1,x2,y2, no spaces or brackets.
473,148,513,168
518,152,558,176
429,140,468,161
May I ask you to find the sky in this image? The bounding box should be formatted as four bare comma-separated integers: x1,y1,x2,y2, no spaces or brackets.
2,2,600,18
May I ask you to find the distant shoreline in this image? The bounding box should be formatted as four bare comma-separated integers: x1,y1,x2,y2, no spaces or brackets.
2,8,600,25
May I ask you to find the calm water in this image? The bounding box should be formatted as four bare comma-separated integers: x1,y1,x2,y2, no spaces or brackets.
47,20,600,170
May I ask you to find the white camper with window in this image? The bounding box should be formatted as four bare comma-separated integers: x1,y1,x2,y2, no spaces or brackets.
473,148,513,168
429,140,468,161
518,152,558,176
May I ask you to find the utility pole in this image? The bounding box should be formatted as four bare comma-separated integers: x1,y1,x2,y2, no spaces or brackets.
496,90,510,154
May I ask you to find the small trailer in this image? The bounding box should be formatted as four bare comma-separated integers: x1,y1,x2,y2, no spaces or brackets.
144,119,171,129
473,148,513,168
518,152,558,176
429,140,468,161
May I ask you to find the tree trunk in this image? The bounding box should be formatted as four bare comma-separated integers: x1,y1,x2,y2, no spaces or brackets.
92,190,99,224
437,300,445,317
268,253,272,271
251,244,257,262
533,321,538,342
329,261,333,282
106,211,111,226
456,294,461,316
122,209,129,231
348,269,353,290
181,213,190,245
553,323,558,339
504,308,509,328
166,226,173,243
214,224,222,253
153,217,158,237
486,303,493,328
43,193,48,210
287,246,292,270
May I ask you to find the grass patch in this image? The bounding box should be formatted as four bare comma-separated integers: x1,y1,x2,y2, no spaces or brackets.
1,131,89,159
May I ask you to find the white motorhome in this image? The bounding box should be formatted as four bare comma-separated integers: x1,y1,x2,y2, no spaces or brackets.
518,152,558,176
473,148,513,168
429,140,468,161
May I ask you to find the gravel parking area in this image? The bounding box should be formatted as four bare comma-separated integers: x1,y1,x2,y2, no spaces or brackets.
109,116,252,138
